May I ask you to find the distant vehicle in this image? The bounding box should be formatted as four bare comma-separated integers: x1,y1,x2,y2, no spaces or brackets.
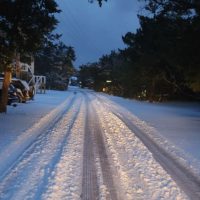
0,77,35,103
11,79,30,103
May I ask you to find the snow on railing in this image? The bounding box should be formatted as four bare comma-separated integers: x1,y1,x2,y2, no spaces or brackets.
29,75,46,94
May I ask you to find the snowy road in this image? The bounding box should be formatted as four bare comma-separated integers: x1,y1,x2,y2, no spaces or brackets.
0,88,199,199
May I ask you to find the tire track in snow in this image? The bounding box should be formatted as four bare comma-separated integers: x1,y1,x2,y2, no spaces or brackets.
89,94,150,200
113,111,200,200
0,93,76,180
0,93,83,200
81,93,119,200
42,94,86,200
34,93,83,200
92,92,200,200
81,96,99,200
88,92,188,200
0,92,75,178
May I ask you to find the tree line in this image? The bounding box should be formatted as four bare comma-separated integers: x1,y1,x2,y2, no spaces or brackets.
79,0,200,101
0,0,60,112
35,41,76,90
0,0,105,113
0,0,79,112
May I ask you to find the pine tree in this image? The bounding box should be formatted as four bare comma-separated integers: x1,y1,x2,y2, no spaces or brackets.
0,0,60,112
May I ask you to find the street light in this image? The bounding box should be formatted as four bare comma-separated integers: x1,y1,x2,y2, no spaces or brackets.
106,80,112,83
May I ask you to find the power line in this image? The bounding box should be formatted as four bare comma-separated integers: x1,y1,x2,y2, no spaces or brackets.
59,1,104,55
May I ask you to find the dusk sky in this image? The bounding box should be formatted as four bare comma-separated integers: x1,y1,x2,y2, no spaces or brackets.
55,0,142,67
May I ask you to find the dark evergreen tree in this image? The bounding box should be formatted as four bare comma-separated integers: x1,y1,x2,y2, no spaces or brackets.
0,0,60,112
117,0,200,100
139,0,200,97
35,42,76,90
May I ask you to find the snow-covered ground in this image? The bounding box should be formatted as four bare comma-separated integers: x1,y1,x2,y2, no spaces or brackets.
0,87,199,199
0,91,70,158
98,93,200,162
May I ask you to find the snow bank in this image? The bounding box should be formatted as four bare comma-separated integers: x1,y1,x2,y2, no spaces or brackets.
41,97,86,200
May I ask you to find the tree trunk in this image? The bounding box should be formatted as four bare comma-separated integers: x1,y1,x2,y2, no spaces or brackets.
0,67,12,113
15,53,21,79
